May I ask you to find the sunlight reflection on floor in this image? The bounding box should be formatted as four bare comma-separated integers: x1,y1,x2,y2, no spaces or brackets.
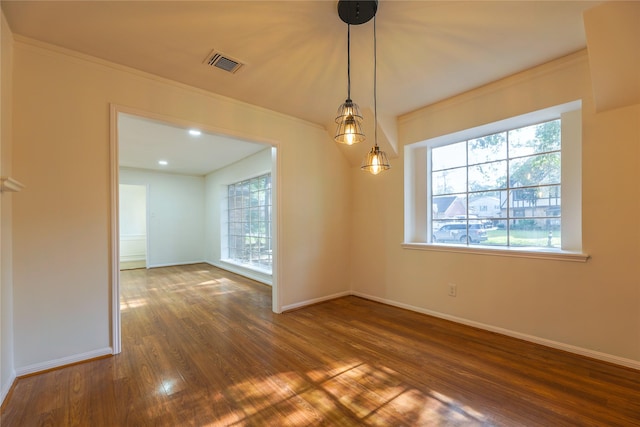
205,359,492,426
120,297,148,311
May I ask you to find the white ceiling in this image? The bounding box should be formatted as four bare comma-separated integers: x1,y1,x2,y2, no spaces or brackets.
2,0,602,173
118,113,267,176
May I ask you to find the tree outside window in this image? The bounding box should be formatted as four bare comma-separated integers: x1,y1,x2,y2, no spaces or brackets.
431,119,561,248
227,173,272,271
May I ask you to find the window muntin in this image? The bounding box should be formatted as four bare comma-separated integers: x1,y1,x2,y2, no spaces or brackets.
430,119,561,248
227,173,272,271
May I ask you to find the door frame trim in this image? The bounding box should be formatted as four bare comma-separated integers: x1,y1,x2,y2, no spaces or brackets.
109,103,281,355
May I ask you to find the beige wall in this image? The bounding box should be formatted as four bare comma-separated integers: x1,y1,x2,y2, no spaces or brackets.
350,50,640,365
0,10,16,401
10,38,351,370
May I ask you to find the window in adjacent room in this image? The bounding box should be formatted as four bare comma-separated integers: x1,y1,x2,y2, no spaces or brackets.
404,101,585,258
226,173,272,272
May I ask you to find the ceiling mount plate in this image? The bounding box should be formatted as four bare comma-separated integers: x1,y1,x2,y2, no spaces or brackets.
337,0,378,25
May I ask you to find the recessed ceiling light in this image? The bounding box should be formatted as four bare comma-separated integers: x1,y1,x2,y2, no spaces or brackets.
188,129,202,136
158,160,168,166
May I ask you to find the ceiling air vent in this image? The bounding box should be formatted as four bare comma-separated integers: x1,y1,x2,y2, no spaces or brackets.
204,50,243,74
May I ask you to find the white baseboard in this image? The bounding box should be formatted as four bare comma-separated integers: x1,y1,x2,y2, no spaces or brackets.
15,347,113,377
119,255,145,262
146,260,206,269
352,291,640,371
0,370,16,406
282,290,351,312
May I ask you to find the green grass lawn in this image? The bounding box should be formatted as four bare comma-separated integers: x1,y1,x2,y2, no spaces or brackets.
484,229,561,248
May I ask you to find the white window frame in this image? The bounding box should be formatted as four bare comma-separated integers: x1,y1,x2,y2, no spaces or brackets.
403,101,589,262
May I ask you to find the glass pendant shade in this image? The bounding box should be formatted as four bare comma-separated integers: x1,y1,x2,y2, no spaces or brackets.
361,145,390,175
334,99,365,145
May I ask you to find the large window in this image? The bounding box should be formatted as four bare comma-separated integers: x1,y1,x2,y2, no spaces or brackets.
431,119,561,248
403,101,585,260
227,173,272,272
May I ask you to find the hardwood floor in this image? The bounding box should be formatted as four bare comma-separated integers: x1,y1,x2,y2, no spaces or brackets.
2,263,639,426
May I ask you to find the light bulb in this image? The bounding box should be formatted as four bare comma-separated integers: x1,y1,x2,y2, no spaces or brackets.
371,154,380,175
344,116,357,145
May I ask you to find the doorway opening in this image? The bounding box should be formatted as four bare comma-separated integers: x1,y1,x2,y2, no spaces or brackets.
110,105,280,354
118,184,148,270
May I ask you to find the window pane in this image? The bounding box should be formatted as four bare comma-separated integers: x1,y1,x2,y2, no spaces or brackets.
432,141,466,171
250,192,259,206
509,119,561,157
468,160,507,192
467,223,488,246
432,195,467,219
510,186,561,218
432,221,466,244
432,167,466,195
484,220,508,247
538,185,561,217
509,220,560,248
535,120,561,152
469,191,505,220
243,207,251,223
229,221,242,235
509,153,560,187
250,219,262,235
242,183,250,206
510,189,536,217
468,132,506,165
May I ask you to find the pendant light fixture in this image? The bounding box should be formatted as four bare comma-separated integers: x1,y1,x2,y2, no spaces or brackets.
334,24,365,145
335,1,390,174
361,15,390,175
334,0,378,145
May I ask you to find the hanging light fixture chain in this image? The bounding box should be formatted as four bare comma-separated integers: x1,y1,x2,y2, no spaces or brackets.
374,16,377,148
347,24,351,100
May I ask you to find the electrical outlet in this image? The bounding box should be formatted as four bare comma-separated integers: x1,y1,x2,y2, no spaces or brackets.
448,283,457,297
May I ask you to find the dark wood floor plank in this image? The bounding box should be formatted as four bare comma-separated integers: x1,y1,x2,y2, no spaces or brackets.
2,263,639,426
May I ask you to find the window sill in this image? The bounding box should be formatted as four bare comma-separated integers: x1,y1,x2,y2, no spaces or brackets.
401,242,589,263
219,259,272,275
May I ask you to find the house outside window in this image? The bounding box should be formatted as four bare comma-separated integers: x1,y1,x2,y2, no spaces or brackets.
404,101,584,260
226,173,272,272
430,119,562,248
